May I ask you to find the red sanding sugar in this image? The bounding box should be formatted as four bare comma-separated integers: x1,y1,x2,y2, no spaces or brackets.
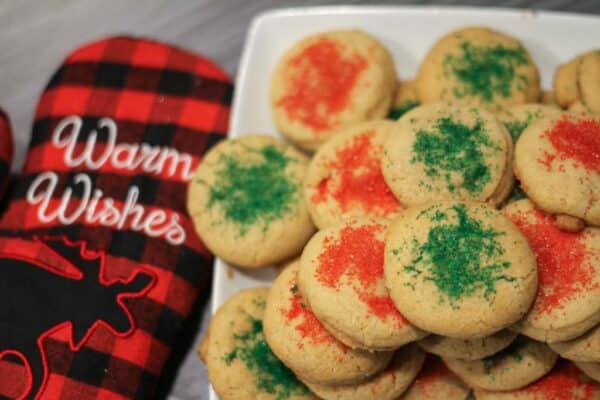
277,38,368,132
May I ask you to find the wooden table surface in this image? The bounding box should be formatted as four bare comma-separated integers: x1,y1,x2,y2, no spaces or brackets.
0,1,598,399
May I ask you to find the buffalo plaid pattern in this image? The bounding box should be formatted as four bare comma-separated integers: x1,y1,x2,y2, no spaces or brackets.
0,36,232,399
0,109,14,199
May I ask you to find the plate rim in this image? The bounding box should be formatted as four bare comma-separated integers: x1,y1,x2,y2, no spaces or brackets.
209,5,599,398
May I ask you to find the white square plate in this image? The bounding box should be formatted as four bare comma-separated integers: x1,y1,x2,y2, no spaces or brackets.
210,5,600,399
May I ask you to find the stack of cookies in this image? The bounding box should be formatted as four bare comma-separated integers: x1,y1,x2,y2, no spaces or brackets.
189,26,600,400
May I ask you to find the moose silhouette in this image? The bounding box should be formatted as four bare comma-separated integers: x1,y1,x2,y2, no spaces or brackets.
0,237,154,400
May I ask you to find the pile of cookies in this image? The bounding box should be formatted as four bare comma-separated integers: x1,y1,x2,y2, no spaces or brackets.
189,26,600,399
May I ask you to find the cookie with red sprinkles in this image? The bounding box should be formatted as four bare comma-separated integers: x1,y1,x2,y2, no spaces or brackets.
474,359,600,399
514,112,600,227
270,30,396,151
301,344,426,400
504,200,600,343
304,120,402,228
298,219,426,350
263,260,393,385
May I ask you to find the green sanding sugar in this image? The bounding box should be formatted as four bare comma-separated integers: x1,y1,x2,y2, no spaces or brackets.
503,110,541,141
224,318,310,399
444,41,529,102
505,119,530,142
404,204,513,306
411,116,500,194
206,144,299,235
389,100,420,120
482,337,526,375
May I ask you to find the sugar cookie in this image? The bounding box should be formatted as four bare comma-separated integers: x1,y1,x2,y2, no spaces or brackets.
384,201,537,339
579,50,600,115
417,27,540,111
550,325,600,363
514,113,600,226
401,355,471,400
391,79,420,119
444,337,558,391
577,362,600,383
419,330,518,361
554,55,583,108
271,30,396,150
504,200,600,343
298,219,426,350
474,360,600,399
302,344,425,400
263,261,393,385
188,134,315,268
382,104,511,206
205,288,315,400
304,121,402,229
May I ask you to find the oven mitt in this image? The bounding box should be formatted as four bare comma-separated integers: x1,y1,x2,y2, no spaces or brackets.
0,36,232,400
0,109,14,200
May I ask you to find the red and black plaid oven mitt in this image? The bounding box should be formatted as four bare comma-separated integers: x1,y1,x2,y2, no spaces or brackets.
0,110,14,198
0,36,232,400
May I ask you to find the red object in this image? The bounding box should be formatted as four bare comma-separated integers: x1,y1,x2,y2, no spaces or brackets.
522,360,597,399
540,116,600,173
507,207,598,316
283,276,338,348
311,130,400,217
0,36,232,399
276,38,367,132
316,223,407,324
0,109,14,197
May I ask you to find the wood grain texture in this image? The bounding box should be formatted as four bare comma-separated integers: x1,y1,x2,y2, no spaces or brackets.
0,1,598,399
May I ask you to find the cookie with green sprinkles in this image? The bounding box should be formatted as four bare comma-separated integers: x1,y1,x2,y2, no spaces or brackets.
381,104,512,207
384,201,537,339
416,26,540,112
187,134,315,268
418,329,518,361
443,336,558,391
390,79,420,120
301,344,426,400
263,260,393,386
204,287,317,400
